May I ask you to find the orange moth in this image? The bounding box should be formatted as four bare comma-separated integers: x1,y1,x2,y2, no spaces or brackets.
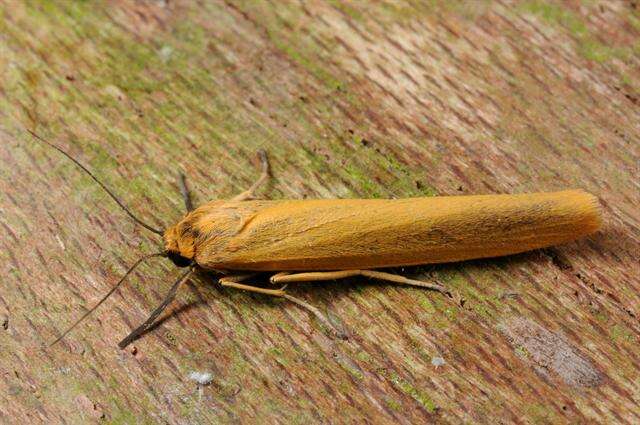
29,131,602,349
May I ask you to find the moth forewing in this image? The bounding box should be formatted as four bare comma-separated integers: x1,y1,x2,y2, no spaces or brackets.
165,190,601,272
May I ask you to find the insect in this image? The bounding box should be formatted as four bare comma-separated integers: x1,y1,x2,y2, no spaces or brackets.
28,131,602,349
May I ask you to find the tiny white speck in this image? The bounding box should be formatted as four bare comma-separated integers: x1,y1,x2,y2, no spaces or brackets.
55,235,66,250
431,357,445,367
85,275,99,289
159,45,173,62
189,371,213,385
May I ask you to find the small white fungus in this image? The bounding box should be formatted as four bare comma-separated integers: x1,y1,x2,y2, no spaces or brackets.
159,45,173,62
431,357,446,367
189,371,213,386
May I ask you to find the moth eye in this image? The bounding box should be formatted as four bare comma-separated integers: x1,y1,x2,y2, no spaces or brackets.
167,251,192,268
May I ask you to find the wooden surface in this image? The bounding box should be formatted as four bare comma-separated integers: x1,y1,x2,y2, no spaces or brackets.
1,1,639,423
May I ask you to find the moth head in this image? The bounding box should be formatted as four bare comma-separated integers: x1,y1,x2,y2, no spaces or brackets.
163,201,228,268
163,222,197,268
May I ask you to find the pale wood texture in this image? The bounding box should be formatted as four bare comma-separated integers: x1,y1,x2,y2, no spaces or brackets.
1,1,639,423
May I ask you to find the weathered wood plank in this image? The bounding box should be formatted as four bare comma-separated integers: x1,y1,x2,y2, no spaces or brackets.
1,1,638,423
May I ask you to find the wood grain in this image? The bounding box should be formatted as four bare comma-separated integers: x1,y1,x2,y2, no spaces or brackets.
1,1,638,423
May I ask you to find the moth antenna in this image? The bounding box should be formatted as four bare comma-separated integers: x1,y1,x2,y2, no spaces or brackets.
49,252,165,347
119,266,195,349
27,130,164,236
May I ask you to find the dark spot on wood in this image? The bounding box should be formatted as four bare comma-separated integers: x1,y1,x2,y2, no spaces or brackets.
545,248,573,271
624,93,638,105
500,291,520,300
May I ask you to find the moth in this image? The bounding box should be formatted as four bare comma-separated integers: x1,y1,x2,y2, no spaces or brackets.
29,131,602,349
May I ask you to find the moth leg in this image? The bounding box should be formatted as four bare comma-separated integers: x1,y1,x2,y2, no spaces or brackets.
281,293,346,339
232,149,270,201
270,270,448,295
179,173,194,212
221,274,343,337
119,267,195,349
219,274,286,296
269,271,290,283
